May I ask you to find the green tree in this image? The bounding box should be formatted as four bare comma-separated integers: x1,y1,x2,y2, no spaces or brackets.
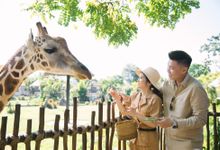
123,81,138,96
198,72,220,103
26,0,200,46
77,80,89,102
40,76,65,100
70,85,78,98
23,76,37,95
189,63,210,78
99,75,124,99
121,64,139,83
200,33,220,69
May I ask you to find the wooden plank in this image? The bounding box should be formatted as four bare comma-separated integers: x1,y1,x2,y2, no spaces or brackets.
212,103,218,150
109,103,116,150
66,75,70,109
82,127,87,150
159,127,162,150
90,111,95,150
11,104,21,150
63,109,69,150
118,140,121,150
25,119,32,150
98,102,103,150
72,97,77,150
35,107,45,150
0,116,7,150
206,112,210,150
105,102,110,150
53,115,60,150
118,111,122,150
122,140,126,150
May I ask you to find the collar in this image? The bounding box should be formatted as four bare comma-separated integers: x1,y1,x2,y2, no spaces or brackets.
170,73,192,88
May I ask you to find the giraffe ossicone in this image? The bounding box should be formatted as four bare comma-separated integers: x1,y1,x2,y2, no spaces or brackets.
0,22,92,112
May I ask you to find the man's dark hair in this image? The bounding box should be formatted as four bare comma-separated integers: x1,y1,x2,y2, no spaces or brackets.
168,50,192,67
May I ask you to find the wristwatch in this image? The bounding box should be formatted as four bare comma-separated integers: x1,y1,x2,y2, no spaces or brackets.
172,119,178,129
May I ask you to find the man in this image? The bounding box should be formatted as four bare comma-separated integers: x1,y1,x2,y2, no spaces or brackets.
157,50,209,150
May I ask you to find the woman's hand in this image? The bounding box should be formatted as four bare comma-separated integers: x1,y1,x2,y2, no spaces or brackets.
120,93,130,103
108,88,121,101
126,107,137,118
108,88,128,115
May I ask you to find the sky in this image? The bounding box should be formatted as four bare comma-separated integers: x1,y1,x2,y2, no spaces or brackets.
0,0,220,80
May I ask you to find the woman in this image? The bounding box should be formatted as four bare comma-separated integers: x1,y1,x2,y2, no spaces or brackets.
109,67,162,150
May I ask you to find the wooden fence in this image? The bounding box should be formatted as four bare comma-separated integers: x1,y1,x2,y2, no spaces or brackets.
0,98,219,150
206,103,220,150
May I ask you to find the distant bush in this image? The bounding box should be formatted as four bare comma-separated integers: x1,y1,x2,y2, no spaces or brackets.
7,102,15,114
84,101,90,105
43,99,58,109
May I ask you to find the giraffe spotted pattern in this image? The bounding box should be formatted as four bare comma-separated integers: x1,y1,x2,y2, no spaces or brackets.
0,101,4,112
5,74,19,95
0,84,3,96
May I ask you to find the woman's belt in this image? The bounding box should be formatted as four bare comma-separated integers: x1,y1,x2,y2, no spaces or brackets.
138,127,156,132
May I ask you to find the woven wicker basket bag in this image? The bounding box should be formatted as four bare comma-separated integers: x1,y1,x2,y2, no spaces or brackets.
115,119,138,140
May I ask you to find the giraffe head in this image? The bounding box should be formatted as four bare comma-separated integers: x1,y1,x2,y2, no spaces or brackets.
27,22,92,80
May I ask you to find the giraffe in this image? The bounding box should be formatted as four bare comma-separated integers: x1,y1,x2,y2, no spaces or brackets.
0,22,92,112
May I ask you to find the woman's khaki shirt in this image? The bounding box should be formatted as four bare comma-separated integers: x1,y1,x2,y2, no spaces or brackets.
124,92,162,149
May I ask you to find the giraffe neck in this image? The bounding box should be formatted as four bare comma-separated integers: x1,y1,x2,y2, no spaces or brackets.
0,45,36,112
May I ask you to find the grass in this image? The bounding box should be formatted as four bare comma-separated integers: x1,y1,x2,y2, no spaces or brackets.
0,104,122,150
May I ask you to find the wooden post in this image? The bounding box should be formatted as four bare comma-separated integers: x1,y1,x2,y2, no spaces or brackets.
82,127,87,150
11,104,21,150
212,103,218,150
98,102,103,150
35,107,45,150
118,112,122,150
118,140,121,150
63,109,69,150
106,101,111,150
53,115,60,150
25,119,32,150
122,140,126,150
72,97,77,150
109,103,116,150
66,75,70,110
0,116,7,150
206,112,210,150
90,111,95,150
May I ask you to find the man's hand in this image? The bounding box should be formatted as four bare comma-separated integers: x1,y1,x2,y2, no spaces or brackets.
156,117,173,128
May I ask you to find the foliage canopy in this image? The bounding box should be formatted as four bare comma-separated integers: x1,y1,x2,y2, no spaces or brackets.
189,63,210,78
200,33,220,69
26,0,200,46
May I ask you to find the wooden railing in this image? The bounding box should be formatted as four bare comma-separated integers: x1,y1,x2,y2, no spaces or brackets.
0,97,124,150
206,103,220,150
0,98,219,150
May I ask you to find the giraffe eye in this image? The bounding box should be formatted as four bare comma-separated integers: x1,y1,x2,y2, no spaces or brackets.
44,47,57,54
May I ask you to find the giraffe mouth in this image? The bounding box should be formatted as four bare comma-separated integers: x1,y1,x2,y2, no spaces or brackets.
76,69,92,80
77,74,92,80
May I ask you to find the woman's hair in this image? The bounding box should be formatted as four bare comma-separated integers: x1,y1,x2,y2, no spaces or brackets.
150,84,163,100
142,73,163,100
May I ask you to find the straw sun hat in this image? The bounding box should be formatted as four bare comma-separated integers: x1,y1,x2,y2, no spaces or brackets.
136,67,161,89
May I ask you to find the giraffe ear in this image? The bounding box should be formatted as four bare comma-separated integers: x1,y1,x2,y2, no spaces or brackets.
43,27,48,34
27,29,35,49
36,22,47,36
29,29,34,40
